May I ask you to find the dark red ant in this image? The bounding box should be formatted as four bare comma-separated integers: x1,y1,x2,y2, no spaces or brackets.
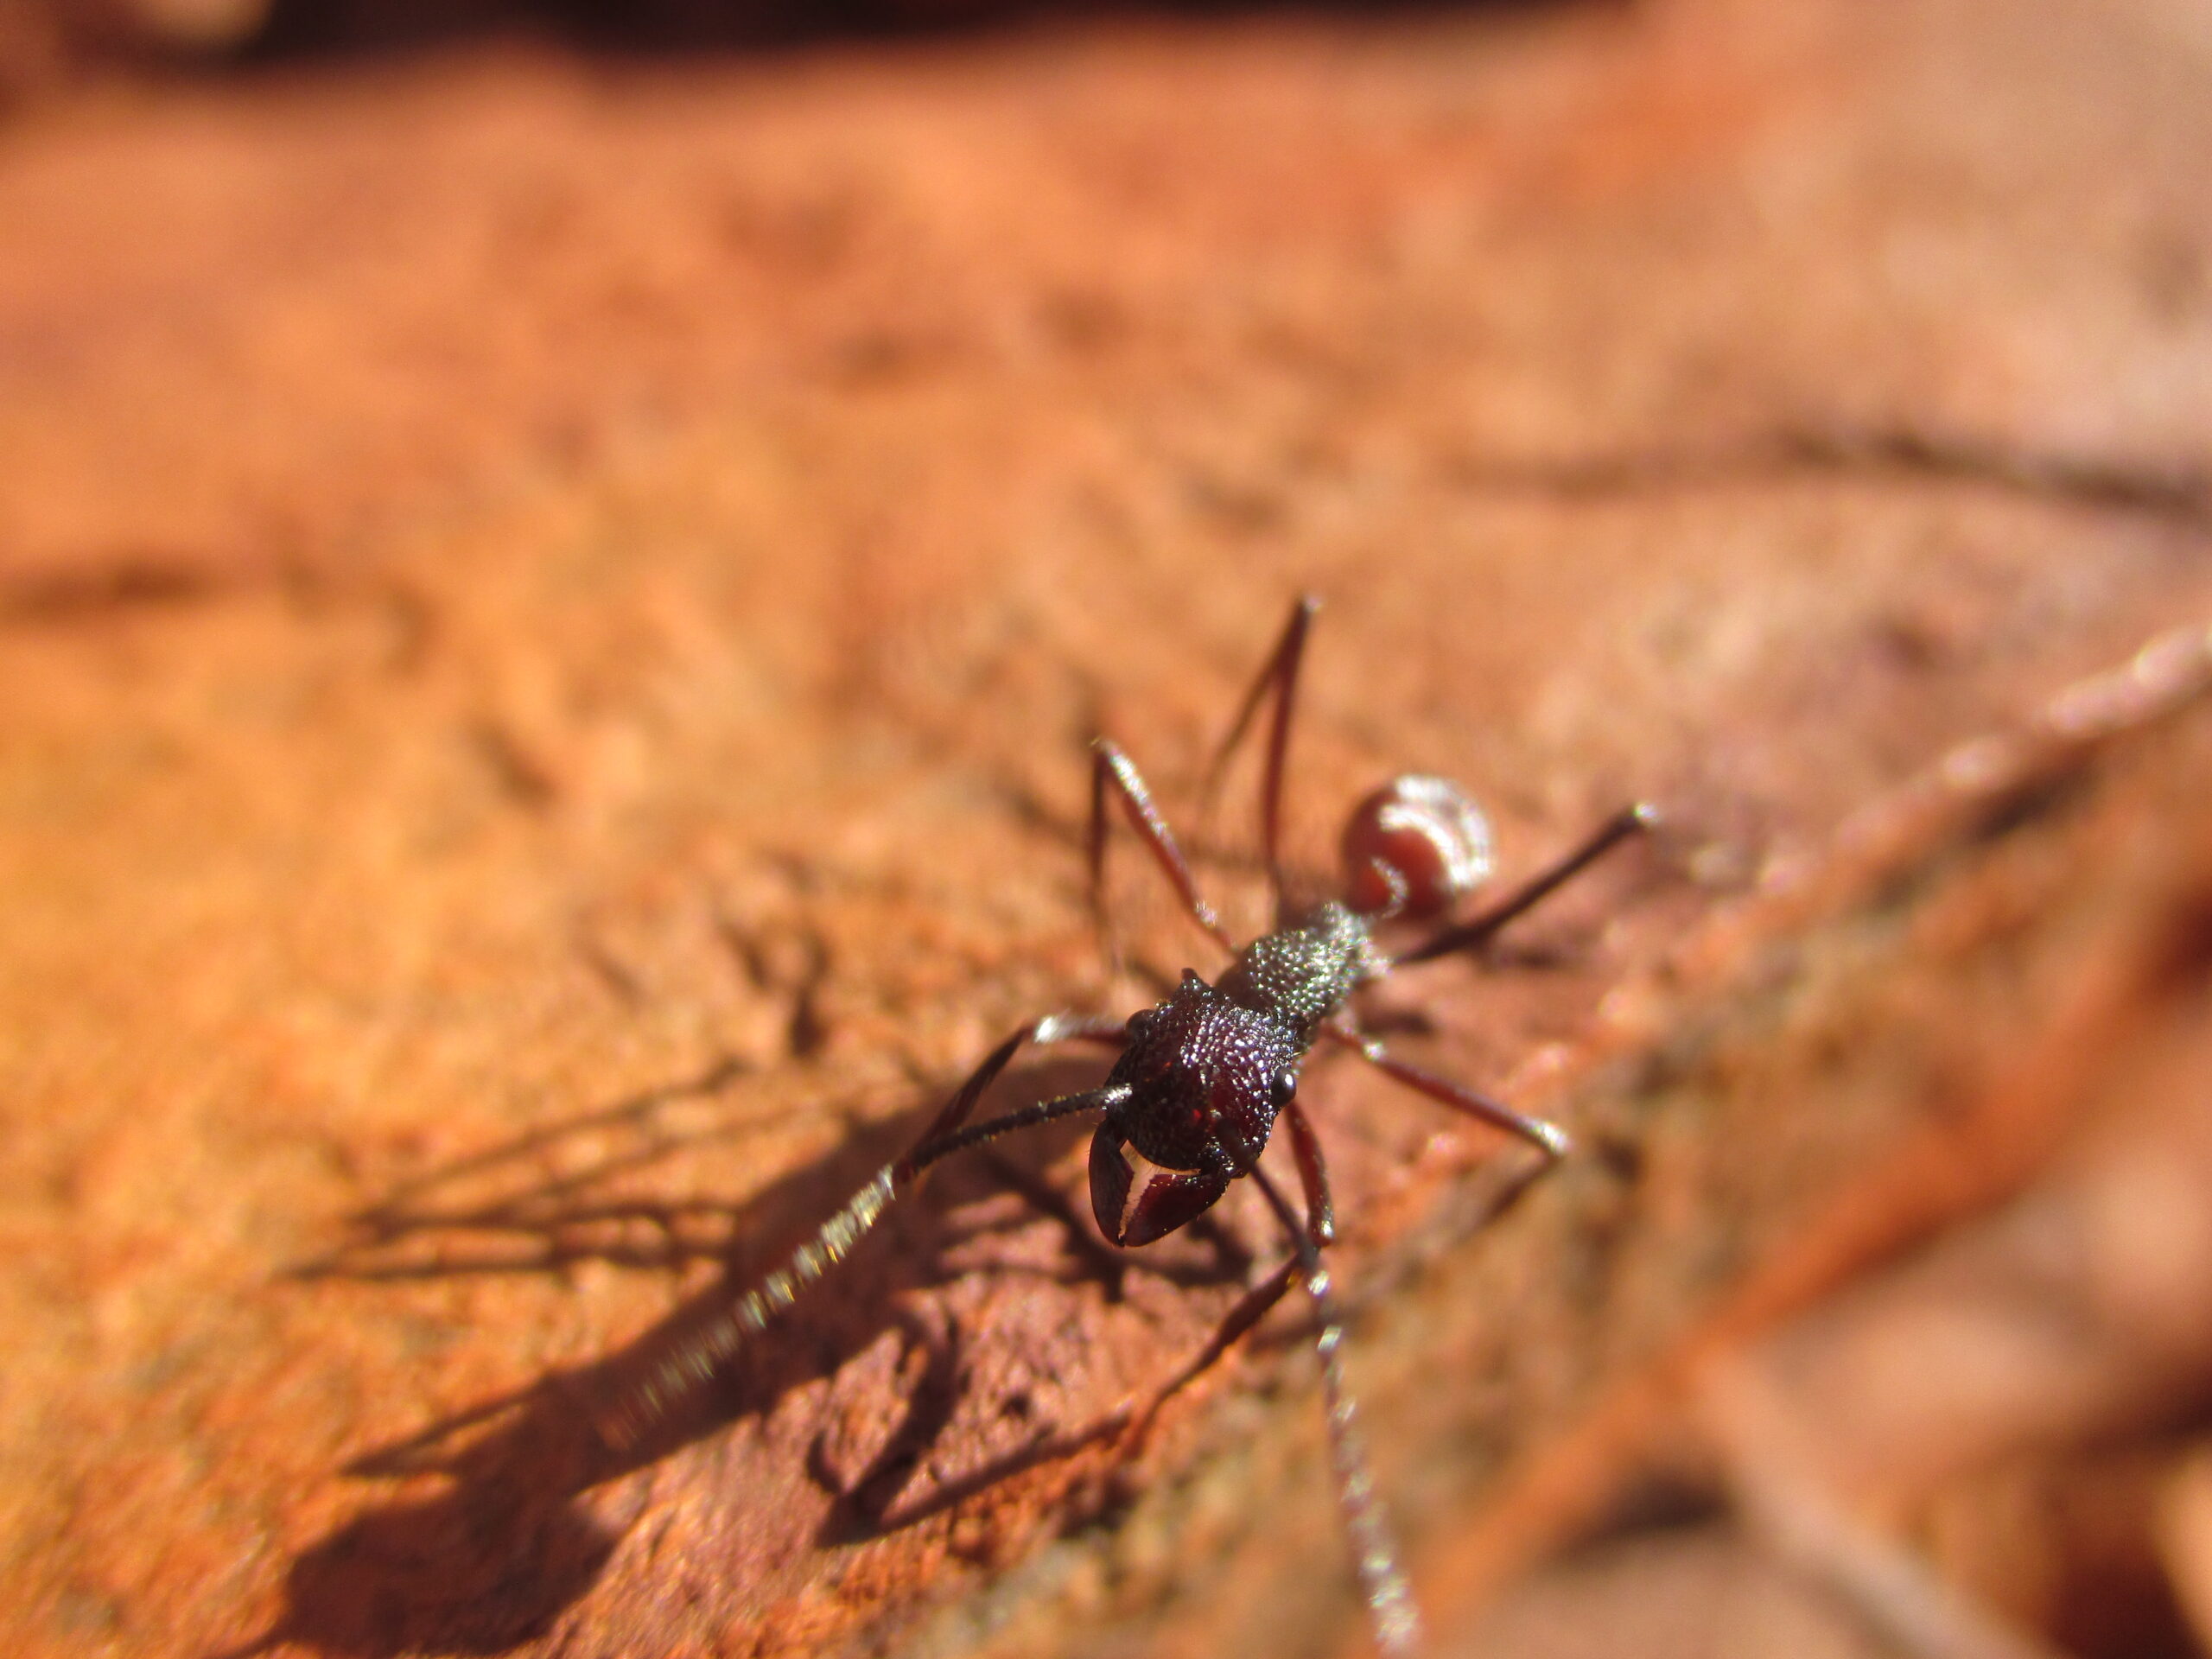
618,597,1653,1655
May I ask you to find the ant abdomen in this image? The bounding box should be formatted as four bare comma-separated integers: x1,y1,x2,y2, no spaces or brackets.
1340,773,1494,918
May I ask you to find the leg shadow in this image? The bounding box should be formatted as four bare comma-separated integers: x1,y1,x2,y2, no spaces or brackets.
238,1051,1249,1656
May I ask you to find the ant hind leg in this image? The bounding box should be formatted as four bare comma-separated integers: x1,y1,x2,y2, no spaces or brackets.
1393,802,1657,966
1201,594,1319,923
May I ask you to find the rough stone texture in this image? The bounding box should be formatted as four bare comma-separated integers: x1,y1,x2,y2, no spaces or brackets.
3,3,2211,1656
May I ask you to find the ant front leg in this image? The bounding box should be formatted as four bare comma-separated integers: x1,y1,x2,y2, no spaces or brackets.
1132,1097,1338,1415
1120,1108,1421,1655
897,1011,1132,1185
610,1012,1128,1446
1283,1097,1335,1247
1090,739,1236,982
1201,593,1319,925
1325,1019,1571,1161
1249,1160,1423,1658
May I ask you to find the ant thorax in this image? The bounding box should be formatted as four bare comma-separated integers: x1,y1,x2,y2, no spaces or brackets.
1216,899,1381,1045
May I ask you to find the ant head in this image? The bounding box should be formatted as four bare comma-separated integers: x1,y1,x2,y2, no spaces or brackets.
1340,773,1493,918
1088,974,1298,1246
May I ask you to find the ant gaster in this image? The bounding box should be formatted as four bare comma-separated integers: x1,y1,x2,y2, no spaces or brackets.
616,597,1655,1656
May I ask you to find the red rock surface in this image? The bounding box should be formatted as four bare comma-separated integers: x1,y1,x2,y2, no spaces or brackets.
3,3,2211,1656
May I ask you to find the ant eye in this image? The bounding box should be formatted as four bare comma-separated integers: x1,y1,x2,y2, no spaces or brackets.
1274,1071,1298,1107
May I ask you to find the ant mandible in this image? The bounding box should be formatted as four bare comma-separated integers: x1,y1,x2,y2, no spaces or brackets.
618,596,1654,1656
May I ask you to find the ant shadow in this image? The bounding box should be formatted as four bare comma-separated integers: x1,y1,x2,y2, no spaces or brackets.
244,1052,1259,1657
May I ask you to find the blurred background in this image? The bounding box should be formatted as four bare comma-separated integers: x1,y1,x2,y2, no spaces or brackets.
3,3,2211,1656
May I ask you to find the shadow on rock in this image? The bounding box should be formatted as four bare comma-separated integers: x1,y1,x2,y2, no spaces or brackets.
244,1051,1252,1656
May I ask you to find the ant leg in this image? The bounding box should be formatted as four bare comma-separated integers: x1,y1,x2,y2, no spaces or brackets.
1120,1115,1418,1654
1392,801,1657,966
1133,1097,1338,1414
899,1079,1128,1182
608,1013,1127,1446
1324,1020,1572,1160
898,1012,1127,1187
1200,594,1319,923
1283,1098,1335,1247
1090,739,1236,973
1248,1162,1423,1657
1138,1258,1300,1422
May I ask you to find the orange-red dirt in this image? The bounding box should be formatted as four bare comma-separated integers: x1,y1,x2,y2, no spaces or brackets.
4,3,2212,1656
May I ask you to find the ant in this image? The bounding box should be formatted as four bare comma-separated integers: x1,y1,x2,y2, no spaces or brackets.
615,596,1654,1655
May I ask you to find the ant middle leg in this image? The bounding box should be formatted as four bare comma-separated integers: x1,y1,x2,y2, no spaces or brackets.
1323,1020,1571,1160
